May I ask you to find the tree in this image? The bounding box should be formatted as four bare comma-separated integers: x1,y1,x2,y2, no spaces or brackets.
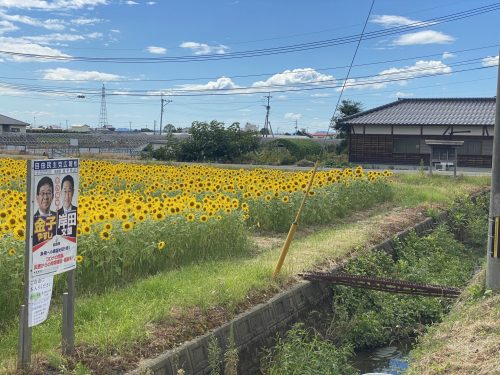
333,99,363,153
333,100,363,136
178,120,260,162
163,123,176,133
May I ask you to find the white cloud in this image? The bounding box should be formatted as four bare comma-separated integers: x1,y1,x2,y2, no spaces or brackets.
393,30,455,45
87,32,102,38
0,37,71,61
71,17,103,25
0,0,108,10
42,67,122,81
284,112,302,120
0,12,65,30
23,33,85,44
180,41,229,55
395,91,414,98
177,76,240,91
340,60,451,91
147,46,166,54
276,95,287,100
110,29,120,33
0,20,18,34
442,51,455,59
310,93,331,97
252,68,334,88
371,15,436,28
482,55,499,67
125,0,138,4
147,1,156,4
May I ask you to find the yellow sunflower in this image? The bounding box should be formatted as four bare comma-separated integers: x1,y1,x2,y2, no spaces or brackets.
99,230,111,241
121,221,134,232
13,225,25,241
157,241,166,251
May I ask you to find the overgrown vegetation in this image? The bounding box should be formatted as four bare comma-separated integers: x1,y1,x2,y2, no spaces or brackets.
263,324,358,375
255,138,322,165
264,193,489,372
0,177,490,373
406,269,500,375
247,179,393,232
140,119,334,165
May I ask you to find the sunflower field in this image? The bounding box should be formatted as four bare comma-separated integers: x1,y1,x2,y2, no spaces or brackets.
0,158,393,329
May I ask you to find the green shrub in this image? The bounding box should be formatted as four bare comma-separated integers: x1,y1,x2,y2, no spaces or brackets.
264,323,358,375
329,224,484,350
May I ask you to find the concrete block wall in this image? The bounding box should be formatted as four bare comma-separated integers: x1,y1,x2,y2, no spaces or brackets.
126,209,460,375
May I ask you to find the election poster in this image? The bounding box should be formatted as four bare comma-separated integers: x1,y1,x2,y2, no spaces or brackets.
26,159,79,327
28,276,54,327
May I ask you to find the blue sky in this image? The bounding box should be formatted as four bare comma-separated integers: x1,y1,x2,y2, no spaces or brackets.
0,0,499,133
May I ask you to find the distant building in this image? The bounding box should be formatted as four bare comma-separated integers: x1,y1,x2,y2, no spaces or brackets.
311,131,334,138
337,98,496,167
0,114,28,133
70,124,91,133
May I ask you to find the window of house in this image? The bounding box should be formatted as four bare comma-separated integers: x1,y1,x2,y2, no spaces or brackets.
393,138,420,153
457,140,481,155
10,128,20,132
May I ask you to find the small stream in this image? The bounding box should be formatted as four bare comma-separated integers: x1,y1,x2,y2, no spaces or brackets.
352,343,411,375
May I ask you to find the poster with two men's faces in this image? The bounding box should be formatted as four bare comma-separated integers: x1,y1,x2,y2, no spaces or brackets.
27,159,79,326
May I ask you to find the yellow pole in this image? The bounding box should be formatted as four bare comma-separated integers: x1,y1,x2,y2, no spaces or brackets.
273,160,320,277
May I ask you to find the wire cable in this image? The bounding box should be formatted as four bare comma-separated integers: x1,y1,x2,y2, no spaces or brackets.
0,3,498,63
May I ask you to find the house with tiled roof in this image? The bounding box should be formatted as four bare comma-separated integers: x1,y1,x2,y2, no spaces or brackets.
0,114,28,133
337,98,496,167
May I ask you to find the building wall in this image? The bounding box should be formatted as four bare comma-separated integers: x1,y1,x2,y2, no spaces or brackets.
352,124,493,137
349,133,492,167
1,124,27,134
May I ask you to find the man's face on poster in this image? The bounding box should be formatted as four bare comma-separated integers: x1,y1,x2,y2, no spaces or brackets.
62,180,74,210
36,183,53,214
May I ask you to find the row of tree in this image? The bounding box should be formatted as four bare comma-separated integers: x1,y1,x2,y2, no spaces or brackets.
143,100,363,162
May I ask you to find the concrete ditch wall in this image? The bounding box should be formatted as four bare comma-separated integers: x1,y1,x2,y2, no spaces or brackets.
128,213,448,375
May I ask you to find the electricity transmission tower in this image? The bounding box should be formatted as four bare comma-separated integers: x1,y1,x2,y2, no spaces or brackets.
263,93,274,137
98,84,108,128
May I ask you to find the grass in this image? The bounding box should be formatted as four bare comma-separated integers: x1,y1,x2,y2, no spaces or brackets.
392,173,490,207
0,211,382,372
0,173,491,373
406,269,500,375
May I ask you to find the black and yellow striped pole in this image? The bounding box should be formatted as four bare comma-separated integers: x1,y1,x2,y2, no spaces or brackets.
273,160,319,277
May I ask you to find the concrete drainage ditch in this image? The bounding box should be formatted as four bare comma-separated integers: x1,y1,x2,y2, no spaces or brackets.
128,213,446,375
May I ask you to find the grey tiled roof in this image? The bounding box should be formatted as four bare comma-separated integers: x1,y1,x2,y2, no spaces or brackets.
0,114,29,126
338,98,496,126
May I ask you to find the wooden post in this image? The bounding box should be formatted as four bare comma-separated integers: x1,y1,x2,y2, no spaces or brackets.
429,146,433,176
62,270,75,355
454,147,458,178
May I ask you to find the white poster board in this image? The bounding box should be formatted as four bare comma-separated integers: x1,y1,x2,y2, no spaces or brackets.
28,276,54,327
27,159,79,326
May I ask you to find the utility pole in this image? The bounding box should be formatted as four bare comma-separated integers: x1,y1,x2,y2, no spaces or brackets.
154,120,156,134
129,121,132,132
65,120,68,131
159,94,172,136
263,93,274,137
294,120,298,134
486,54,500,291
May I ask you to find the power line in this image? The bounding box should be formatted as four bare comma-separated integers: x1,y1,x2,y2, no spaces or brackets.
0,3,498,63
0,44,497,84
0,57,493,97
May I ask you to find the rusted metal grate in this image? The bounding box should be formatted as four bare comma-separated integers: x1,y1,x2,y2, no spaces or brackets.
300,271,461,298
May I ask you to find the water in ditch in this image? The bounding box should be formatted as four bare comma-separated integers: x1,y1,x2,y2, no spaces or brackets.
352,342,411,375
